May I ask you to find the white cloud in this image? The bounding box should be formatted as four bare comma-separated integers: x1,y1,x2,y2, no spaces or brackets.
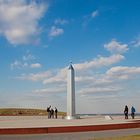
106,66,140,80
54,18,68,25
76,75,112,87
82,10,99,27
74,54,124,71
11,60,28,69
16,71,52,81
30,63,41,68
91,10,99,18
11,52,41,69
22,53,36,61
14,52,140,115
43,55,124,85
15,48,136,99
75,76,95,83
0,0,47,45
78,86,122,95
16,53,124,85
43,68,67,84
34,87,66,94
75,66,140,95
49,26,64,37
104,40,129,54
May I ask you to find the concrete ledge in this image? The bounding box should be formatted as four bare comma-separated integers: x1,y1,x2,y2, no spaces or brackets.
0,121,140,135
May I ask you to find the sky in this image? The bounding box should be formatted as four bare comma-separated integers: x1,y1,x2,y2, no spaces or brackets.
0,0,140,114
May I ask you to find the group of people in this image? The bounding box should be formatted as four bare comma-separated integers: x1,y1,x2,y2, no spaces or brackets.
47,106,58,119
46,105,136,120
124,105,136,119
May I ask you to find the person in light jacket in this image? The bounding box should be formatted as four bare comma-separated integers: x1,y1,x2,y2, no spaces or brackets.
131,106,136,119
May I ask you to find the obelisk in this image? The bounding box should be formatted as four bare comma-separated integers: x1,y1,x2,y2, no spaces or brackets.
65,63,76,119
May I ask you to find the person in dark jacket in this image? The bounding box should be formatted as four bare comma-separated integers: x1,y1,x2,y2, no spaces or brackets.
47,105,51,119
124,105,129,119
54,107,58,119
51,108,54,118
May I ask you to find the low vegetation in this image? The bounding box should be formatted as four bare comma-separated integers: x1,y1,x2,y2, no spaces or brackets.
0,108,66,116
92,135,140,140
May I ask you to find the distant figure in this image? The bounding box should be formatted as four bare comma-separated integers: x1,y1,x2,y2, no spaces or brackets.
54,107,58,119
131,106,136,119
47,105,51,119
51,108,54,118
124,105,129,119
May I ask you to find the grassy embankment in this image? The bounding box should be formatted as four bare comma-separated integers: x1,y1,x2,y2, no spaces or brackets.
0,108,66,116
92,135,140,140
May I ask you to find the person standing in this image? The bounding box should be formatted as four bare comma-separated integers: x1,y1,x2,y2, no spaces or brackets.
51,108,54,118
124,105,129,119
47,105,51,119
131,106,136,119
54,107,58,119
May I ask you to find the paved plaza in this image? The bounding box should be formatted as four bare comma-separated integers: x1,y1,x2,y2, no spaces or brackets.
0,115,140,140
0,115,140,128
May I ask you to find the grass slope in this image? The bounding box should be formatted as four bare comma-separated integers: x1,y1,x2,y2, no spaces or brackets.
0,108,66,116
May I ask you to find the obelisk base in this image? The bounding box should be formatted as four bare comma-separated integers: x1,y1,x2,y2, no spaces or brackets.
65,115,80,120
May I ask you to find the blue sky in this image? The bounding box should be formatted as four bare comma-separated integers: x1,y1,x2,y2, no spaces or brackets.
0,0,140,114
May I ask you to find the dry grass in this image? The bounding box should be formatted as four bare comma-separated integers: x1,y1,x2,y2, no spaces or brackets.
0,108,66,116
92,135,140,140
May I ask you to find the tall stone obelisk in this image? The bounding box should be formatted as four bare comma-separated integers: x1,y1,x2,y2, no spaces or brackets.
65,63,76,119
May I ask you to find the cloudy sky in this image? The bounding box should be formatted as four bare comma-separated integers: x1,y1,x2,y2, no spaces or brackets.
0,0,140,114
